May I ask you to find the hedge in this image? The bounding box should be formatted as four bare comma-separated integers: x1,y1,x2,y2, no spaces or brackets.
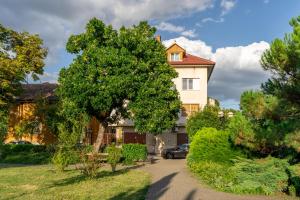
187,127,244,165
122,144,147,164
0,144,51,164
0,144,47,158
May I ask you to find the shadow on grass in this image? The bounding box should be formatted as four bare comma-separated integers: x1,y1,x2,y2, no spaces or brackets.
51,168,130,187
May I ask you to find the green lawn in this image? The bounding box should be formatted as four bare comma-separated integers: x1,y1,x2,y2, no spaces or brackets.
0,165,150,200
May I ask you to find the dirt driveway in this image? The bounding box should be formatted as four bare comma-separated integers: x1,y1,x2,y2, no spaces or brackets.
141,157,287,200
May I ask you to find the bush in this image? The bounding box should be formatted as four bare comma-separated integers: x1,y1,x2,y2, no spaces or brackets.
0,144,51,164
190,156,290,195
186,106,227,141
229,157,289,195
79,151,104,178
52,124,81,171
52,147,79,171
285,130,300,153
106,144,122,172
3,152,51,164
189,161,235,190
122,144,147,165
288,164,300,196
1,144,47,155
227,112,256,150
187,128,244,165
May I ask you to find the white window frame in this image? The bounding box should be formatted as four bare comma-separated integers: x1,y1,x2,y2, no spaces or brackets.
182,78,200,91
170,53,180,61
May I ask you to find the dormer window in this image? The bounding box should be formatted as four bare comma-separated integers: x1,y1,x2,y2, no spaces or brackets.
170,53,180,61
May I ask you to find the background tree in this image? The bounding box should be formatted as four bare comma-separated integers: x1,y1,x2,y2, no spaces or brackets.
260,16,300,118
58,18,181,152
186,105,228,141
0,24,47,107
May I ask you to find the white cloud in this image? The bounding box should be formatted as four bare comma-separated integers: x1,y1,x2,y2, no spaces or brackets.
156,22,185,33
0,0,213,65
180,30,197,38
220,0,236,15
156,22,197,38
201,17,225,23
163,37,270,105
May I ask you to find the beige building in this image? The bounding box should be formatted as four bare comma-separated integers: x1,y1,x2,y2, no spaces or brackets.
116,42,215,154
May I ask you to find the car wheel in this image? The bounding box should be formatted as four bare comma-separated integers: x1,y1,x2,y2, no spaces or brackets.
166,153,173,159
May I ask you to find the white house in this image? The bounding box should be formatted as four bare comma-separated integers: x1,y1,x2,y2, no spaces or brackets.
115,39,215,154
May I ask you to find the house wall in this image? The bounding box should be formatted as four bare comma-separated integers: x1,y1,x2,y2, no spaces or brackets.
173,66,208,108
4,103,57,144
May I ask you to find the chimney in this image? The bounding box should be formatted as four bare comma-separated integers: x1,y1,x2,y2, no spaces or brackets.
155,35,161,42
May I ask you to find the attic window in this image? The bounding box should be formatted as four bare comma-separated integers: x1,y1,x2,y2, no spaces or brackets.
170,53,180,61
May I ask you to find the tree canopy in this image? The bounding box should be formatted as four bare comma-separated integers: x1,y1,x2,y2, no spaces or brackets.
0,24,47,108
260,16,300,117
186,105,228,141
58,18,181,151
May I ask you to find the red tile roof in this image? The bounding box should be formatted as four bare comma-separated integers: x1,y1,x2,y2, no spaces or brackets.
168,53,215,66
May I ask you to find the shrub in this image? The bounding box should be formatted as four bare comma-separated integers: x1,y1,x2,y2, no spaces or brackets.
189,161,235,190
0,144,51,164
186,106,227,141
106,144,122,172
288,164,300,196
79,151,104,178
227,112,256,150
52,124,81,171
229,157,289,195
190,156,290,195
187,128,243,165
52,147,79,171
285,130,300,153
3,152,51,164
122,144,147,165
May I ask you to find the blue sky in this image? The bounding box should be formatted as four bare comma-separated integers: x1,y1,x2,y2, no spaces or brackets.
1,0,299,109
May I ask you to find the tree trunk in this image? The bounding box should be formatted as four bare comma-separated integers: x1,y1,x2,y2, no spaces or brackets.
93,122,106,153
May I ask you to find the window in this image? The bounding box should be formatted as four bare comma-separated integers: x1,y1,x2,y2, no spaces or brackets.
181,104,200,117
170,53,180,61
182,78,200,90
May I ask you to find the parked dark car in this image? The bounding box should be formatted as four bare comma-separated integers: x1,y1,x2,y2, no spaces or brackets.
161,144,189,159
8,140,32,145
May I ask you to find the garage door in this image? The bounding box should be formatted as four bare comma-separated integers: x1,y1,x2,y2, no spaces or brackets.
123,132,146,144
177,133,188,145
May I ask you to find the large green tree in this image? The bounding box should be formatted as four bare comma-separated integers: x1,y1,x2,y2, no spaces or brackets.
58,18,181,152
258,16,300,154
0,24,47,107
260,16,300,118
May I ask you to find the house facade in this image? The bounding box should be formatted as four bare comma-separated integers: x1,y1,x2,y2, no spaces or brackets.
5,40,215,154
114,41,215,153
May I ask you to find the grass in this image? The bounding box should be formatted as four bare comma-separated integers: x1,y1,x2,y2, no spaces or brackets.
0,165,150,200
